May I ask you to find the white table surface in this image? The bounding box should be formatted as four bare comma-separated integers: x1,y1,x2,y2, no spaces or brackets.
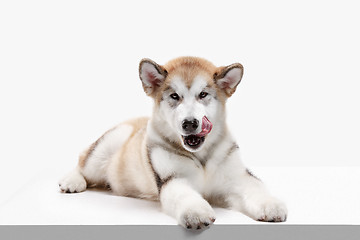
1,166,359,225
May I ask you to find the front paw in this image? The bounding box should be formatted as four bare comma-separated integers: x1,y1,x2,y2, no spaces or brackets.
248,197,288,222
178,203,216,230
59,169,87,193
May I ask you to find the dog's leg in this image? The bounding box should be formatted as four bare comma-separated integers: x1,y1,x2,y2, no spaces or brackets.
59,124,133,193
226,169,288,222
160,178,216,230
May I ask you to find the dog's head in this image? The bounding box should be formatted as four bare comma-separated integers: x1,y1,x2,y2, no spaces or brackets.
139,57,243,152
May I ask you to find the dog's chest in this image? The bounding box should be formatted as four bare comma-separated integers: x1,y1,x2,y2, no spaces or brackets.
150,147,222,187
190,155,232,194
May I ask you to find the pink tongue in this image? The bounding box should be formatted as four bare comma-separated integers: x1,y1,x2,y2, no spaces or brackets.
196,116,213,137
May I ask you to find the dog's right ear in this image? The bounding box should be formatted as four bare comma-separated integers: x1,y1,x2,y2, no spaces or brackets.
139,58,167,97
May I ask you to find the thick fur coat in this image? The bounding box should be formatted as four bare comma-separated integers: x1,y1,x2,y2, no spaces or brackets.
59,57,287,230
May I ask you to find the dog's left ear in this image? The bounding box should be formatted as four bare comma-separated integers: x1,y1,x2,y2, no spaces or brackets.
139,58,168,97
214,63,244,97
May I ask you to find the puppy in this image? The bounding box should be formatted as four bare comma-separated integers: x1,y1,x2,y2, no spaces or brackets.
59,57,287,229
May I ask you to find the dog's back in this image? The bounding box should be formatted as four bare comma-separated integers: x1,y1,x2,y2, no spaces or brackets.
60,117,159,199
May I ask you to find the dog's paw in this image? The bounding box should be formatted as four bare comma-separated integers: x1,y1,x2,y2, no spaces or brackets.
58,169,87,193
178,203,216,230
247,196,288,222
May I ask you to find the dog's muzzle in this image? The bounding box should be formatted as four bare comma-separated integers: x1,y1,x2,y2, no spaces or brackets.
181,116,212,151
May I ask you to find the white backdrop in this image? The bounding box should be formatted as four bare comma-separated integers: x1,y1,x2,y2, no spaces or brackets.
1,0,359,199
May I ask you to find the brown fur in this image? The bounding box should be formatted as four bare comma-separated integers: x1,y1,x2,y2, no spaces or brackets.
123,117,150,133
150,57,231,106
107,117,159,200
164,56,217,87
79,118,150,169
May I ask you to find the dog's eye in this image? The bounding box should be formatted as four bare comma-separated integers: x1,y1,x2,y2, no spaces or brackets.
170,93,180,100
199,91,208,99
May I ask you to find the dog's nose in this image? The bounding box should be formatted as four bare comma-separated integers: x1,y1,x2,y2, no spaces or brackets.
182,119,199,133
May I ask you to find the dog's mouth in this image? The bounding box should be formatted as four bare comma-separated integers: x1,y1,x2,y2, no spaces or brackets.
182,135,205,149
181,116,212,151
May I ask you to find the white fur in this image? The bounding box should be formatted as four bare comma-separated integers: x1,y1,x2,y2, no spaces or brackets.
82,124,133,184
151,147,204,186
151,74,287,228
60,61,287,230
159,76,222,152
161,179,216,229
59,167,87,193
59,124,133,192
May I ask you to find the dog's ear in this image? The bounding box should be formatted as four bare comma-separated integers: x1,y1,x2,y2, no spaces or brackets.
139,58,167,96
214,63,243,97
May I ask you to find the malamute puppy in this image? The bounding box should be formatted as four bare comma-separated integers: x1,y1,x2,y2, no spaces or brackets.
59,57,287,229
